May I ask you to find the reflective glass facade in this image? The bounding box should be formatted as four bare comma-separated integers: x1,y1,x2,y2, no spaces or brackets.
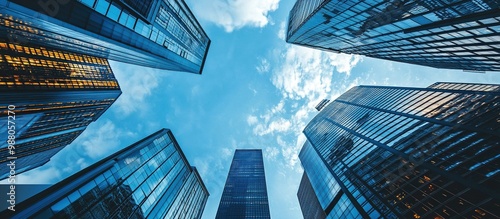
299,82,500,218
3,129,209,219
1,0,210,73
0,42,120,179
297,172,326,219
216,149,271,219
287,0,500,71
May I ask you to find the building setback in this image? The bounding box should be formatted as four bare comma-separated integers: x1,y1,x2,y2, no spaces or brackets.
0,0,210,73
297,172,326,219
2,129,209,219
298,82,500,218
0,41,121,179
287,0,500,71
216,149,271,219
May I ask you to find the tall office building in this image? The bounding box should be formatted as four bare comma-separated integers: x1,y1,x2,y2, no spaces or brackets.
298,82,500,218
3,129,209,219
0,0,210,73
0,41,121,179
287,0,500,71
216,149,271,219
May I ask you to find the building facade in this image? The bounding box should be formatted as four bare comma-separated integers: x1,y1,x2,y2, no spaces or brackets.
298,82,500,218
3,129,209,219
287,0,500,71
297,172,326,219
0,41,121,179
0,0,210,73
216,149,271,219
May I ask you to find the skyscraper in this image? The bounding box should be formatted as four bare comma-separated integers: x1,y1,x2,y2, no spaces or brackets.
0,0,210,73
0,41,121,179
287,0,500,71
298,82,500,218
216,149,271,219
3,129,209,219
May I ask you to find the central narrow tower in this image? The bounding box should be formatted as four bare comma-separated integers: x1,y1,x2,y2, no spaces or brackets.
216,149,271,219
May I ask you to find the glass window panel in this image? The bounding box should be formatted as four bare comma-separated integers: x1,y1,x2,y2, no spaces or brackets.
107,3,121,21
51,198,71,213
95,0,110,15
33,208,54,219
94,174,105,184
119,11,129,26
80,0,96,7
80,180,97,195
68,190,82,203
126,15,137,29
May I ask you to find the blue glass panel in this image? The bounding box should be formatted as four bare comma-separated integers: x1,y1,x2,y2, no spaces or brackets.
80,0,96,7
51,198,71,213
107,2,121,21
67,190,82,203
119,11,129,26
95,0,110,15
80,180,97,195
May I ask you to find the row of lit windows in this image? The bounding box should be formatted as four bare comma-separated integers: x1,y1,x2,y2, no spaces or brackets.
0,15,40,35
1,56,112,76
0,41,109,65
1,55,116,81
0,79,119,89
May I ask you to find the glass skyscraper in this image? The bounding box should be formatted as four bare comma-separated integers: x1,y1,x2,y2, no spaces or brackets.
3,129,209,219
287,0,500,71
0,0,210,73
216,149,271,219
0,41,121,179
298,82,500,218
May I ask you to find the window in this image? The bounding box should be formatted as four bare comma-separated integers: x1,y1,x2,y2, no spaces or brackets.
126,15,137,29
95,0,110,14
51,198,71,213
68,190,82,203
107,2,121,21
80,180,97,195
80,0,96,7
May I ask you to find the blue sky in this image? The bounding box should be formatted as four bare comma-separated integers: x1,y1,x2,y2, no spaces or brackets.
4,0,500,218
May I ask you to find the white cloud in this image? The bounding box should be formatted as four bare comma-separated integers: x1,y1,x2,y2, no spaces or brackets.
264,146,279,161
248,44,362,170
253,117,291,136
188,0,280,32
247,115,258,125
221,147,233,158
272,45,361,101
278,21,286,40
75,120,123,159
110,62,160,116
256,58,270,74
